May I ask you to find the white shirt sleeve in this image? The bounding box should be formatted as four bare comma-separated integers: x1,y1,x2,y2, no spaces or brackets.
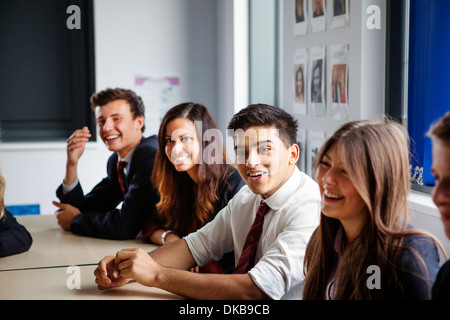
184,198,236,267
61,179,79,195
248,180,321,300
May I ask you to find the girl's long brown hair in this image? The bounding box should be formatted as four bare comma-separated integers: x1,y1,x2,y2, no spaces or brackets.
151,102,229,235
303,119,443,299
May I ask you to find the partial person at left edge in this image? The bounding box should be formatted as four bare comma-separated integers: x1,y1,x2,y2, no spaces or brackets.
0,171,32,257
53,88,159,240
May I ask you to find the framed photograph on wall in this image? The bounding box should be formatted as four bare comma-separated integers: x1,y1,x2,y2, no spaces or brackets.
308,46,326,116
309,0,326,33
294,0,308,36
329,44,349,120
331,0,349,29
294,48,307,114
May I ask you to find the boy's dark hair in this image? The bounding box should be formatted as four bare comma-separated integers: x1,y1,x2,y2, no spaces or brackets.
90,88,146,132
227,104,298,147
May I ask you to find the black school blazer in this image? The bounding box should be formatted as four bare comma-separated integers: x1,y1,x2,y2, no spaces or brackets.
0,209,33,257
56,135,159,240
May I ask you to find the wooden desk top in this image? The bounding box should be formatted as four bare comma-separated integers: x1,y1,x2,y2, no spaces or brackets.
0,265,183,300
0,215,183,300
0,214,157,271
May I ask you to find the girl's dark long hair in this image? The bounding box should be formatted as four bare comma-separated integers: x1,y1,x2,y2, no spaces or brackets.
151,102,229,235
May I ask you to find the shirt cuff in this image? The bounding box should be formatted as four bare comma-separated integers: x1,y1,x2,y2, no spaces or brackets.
62,179,79,195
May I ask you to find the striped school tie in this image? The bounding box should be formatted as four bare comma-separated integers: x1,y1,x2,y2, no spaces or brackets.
117,160,127,195
234,201,270,274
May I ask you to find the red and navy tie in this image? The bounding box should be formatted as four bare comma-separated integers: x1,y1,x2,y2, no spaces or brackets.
234,201,270,274
117,160,127,195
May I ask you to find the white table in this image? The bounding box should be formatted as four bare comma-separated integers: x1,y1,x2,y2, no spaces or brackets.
0,265,183,300
0,215,157,271
0,215,183,300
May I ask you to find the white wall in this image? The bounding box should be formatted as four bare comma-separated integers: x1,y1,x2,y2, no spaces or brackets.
0,142,110,216
0,0,221,215
216,0,236,135
94,0,218,111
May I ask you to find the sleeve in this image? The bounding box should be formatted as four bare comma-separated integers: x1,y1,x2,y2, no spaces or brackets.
432,260,450,300
141,221,165,243
65,142,159,240
0,210,33,257
56,154,122,213
61,179,79,195
398,235,441,300
184,199,235,267
248,189,321,300
56,178,122,214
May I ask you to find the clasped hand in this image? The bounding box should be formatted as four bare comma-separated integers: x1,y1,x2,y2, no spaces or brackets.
53,201,81,231
94,248,160,289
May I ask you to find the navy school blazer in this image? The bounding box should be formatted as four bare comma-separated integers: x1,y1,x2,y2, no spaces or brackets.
56,135,159,240
0,209,33,257
433,259,450,300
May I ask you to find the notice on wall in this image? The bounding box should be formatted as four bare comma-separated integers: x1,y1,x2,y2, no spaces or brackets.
309,0,326,33
308,46,326,117
134,74,180,137
294,0,308,36
293,48,308,114
329,44,349,120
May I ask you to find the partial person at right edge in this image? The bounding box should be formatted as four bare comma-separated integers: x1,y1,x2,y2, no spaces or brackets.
428,111,450,300
53,88,159,240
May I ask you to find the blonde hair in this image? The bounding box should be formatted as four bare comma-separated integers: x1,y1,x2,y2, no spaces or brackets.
303,119,443,299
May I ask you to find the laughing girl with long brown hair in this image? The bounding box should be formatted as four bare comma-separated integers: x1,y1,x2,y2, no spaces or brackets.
303,119,443,299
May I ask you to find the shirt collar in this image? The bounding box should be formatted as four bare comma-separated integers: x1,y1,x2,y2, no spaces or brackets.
118,146,137,173
260,166,301,211
119,146,136,163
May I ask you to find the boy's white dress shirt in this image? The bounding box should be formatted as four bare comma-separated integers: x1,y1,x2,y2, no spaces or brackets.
184,167,321,299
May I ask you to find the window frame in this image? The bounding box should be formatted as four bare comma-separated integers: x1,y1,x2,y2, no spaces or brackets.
385,0,437,195
0,0,96,143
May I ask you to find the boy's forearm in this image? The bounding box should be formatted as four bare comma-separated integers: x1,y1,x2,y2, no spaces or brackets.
149,239,196,270
64,162,78,186
154,267,268,300
148,239,268,300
